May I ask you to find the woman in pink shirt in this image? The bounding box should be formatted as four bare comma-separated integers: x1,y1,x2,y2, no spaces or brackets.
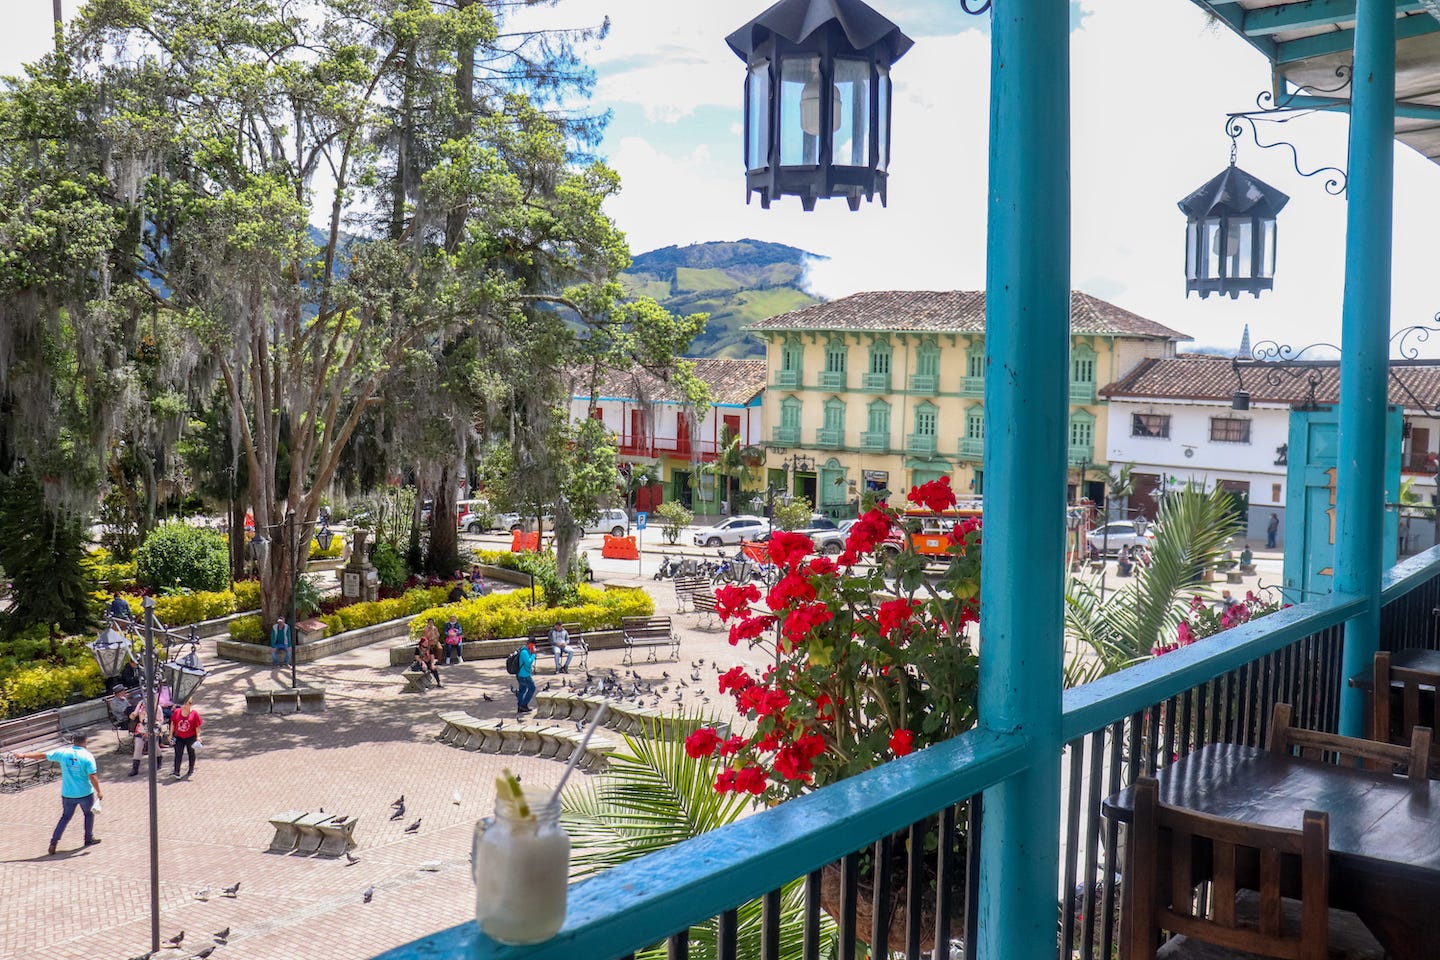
170,698,203,780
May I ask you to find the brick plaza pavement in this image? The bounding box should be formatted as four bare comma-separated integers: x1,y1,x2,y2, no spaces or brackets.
0,574,752,960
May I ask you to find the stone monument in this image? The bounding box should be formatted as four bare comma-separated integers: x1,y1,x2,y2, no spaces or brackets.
340,529,381,602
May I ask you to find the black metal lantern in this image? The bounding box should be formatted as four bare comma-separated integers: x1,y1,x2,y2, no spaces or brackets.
727,0,913,211
248,532,271,568
165,633,208,704
1178,160,1289,299
90,625,131,678
316,522,334,553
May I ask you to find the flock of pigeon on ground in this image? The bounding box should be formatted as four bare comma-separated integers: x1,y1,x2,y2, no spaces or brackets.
122,658,736,958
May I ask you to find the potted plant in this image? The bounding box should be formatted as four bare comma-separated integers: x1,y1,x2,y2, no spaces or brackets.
684,477,980,950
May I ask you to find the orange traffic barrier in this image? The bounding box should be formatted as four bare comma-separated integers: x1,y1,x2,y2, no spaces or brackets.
601,534,639,560
740,540,770,564
510,530,540,553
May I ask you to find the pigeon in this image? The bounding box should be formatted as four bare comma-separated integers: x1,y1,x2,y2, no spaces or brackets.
318,807,325,814
345,852,361,865
403,819,422,834
482,693,494,702
496,719,504,730
363,886,374,903
662,671,670,679
193,948,215,960
221,882,241,898
389,804,405,821
542,681,552,691
678,679,688,687
573,720,583,731
163,931,185,948
390,795,405,808
331,815,348,825
452,790,462,805
193,887,210,902
690,672,702,682
212,927,230,944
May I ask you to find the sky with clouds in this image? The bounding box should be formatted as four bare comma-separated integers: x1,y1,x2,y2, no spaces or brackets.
7,1,1440,355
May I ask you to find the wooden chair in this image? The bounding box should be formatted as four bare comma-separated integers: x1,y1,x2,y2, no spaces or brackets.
1267,701,1431,780
1372,651,1440,772
1123,778,1382,960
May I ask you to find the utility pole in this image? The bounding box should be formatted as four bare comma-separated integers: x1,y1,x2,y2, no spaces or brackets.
52,0,63,50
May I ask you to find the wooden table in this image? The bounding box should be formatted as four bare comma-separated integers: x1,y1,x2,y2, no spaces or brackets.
1103,743,1440,960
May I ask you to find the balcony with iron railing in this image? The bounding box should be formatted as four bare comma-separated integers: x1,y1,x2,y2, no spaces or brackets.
1400,449,1436,473
861,372,891,392
960,376,984,397
617,437,721,462
958,437,983,461
819,371,847,390
773,369,802,389
860,431,890,453
909,373,939,393
816,427,845,448
907,433,938,456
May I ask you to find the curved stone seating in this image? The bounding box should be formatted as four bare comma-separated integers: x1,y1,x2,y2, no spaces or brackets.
434,711,621,771
531,693,725,741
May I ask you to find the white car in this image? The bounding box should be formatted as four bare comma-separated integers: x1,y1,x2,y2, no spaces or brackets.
692,515,768,547
1085,521,1155,555
589,509,631,538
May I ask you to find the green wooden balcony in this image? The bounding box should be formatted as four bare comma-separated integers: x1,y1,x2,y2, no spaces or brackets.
772,426,801,446
819,371,847,390
815,427,845,448
773,370,802,389
1067,445,1093,466
908,373,938,393
960,376,984,397
906,433,938,456
958,437,983,460
1069,381,1096,403
861,372,891,392
860,431,890,453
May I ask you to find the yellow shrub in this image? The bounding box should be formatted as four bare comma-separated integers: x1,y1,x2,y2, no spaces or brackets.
1,661,105,716
233,580,262,611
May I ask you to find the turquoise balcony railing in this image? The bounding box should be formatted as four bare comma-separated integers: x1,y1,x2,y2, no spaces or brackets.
861,372,891,392
907,433,938,456
772,426,800,446
909,373,939,393
1069,381,1095,403
958,437,983,460
819,371,847,390
1067,445,1092,466
960,376,984,397
774,370,801,389
375,547,1440,960
816,427,844,447
860,431,890,452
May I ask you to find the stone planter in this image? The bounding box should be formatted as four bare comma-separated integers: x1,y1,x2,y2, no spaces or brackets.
218,613,422,665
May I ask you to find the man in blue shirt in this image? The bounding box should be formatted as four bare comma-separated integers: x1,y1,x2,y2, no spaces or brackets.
105,593,132,621
15,732,103,855
515,641,537,713
270,616,292,666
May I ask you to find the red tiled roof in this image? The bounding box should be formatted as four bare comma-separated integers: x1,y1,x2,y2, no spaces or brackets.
569,358,767,406
1101,353,1440,408
744,290,1189,341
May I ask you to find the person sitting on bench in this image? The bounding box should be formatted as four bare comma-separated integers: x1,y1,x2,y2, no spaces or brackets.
413,622,442,688
548,622,574,674
106,685,132,730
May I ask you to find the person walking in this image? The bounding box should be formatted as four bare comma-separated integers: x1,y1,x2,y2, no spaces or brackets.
14,732,103,855
270,616,292,666
442,614,464,666
515,640,537,713
170,698,203,779
1266,512,1280,550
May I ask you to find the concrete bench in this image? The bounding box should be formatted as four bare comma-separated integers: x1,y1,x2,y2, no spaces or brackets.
315,816,359,857
401,670,433,694
1226,570,1245,584
433,714,620,771
267,810,309,852
245,685,327,714
672,576,709,612
620,616,680,665
293,811,334,855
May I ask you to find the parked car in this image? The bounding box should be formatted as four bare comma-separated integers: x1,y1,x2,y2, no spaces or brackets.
809,517,856,555
456,500,493,534
692,515,767,547
589,508,631,538
1085,521,1155,556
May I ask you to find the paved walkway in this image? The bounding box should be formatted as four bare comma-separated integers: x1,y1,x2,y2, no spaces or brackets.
0,570,751,960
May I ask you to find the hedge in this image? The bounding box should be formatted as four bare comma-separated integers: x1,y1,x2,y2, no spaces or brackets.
82,549,139,591
135,523,230,592
96,580,264,628
226,585,452,644
406,584,654,642
309,537,346,560
0,659,106,718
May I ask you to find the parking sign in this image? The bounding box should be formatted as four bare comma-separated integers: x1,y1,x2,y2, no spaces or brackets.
636,512,648,530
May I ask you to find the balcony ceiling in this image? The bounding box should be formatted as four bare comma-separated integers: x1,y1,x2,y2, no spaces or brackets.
1190,1,1440,163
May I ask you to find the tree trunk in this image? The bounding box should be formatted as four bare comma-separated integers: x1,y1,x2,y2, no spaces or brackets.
229,497,248,583
258,526,299,628
427,463,460,576
552,499,580,583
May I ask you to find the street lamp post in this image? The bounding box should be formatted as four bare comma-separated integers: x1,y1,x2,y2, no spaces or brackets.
89,604,209,955
286,508,299,690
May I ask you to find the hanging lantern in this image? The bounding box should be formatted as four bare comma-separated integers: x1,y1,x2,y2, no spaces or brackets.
727,0,913,211
90,625,132,679
1178,161,1289,299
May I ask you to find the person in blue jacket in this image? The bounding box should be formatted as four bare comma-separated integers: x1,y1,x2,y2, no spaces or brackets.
515,641,537,713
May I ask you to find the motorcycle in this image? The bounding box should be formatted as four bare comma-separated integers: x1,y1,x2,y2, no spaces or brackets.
653,555,682,581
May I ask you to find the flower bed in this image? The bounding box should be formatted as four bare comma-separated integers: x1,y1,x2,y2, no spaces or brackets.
406,584,654,641
225,585,451,644
95,580,263,627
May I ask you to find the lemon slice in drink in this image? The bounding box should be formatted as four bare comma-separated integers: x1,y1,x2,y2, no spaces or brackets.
495,767,531,820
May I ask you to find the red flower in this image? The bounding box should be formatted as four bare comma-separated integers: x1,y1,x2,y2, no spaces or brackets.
877,598,920,637
715,582,761,621
718,734,746,757
844,509,894,556
738,684,790,719
773,743,816,781
814,693,839,723
796,732,826,759
728,614,776,646
888,729,915,756
807,556,837,577
782,602,834,646
767,530,814,568
714,768,738,792
907,476,957,513
718,665,756,695
767,570,817,610
684,727,720,758
734,765,768,795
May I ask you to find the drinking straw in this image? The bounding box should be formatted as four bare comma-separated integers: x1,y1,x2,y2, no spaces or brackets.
549,703,609,804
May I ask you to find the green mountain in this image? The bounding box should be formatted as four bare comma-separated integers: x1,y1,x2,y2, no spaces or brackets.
623,240,824,358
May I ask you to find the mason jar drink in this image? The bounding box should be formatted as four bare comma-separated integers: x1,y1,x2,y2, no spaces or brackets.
473,778,570,944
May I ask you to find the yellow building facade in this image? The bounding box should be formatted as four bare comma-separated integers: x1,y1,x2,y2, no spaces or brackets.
744,290,1187,515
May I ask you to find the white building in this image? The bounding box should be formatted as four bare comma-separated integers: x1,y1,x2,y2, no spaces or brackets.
1101,354,1440,550
567,359,766,514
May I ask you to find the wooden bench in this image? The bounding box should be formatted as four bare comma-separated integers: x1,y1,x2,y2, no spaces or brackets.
691,591,719,628
620,616,680,665
525,622,588,673
672,576,709,612
0,711,64,791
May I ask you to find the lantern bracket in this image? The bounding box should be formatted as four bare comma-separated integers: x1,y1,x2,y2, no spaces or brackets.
959,0,992,13
1223,65,1352,195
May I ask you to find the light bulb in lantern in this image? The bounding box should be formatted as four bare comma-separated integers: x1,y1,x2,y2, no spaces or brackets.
1212,226,1242,259
799,77,842,137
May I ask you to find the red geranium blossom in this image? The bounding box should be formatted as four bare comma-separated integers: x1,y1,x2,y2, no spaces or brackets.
684,727,720,758
782,602,834,646
767,530,814,568
767,570,817,609
877,598,920,637
843,508,894,557
728,614,776,646
907,476,957,513
734,765,768,795
888,729,915,756
718,665,756,695
715,582,761,621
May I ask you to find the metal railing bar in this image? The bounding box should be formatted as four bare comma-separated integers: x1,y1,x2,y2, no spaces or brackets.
1379,544,1440,604
761,888,780,960
934,804,956,956
1060,740,1083,956
838,851,858,960
667,930,688,960
1061,591,1366,740
717,910,737,960
869,834,892,956
803,870,822,960
905,823,923,960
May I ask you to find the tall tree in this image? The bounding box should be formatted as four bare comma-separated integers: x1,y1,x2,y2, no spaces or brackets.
0,471,93,651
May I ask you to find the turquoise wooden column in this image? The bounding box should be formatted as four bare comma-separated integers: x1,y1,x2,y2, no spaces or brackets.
977,0,1069,957
1336,0,1395,738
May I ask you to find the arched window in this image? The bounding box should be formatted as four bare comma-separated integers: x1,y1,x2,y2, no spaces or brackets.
821,338,849,389
865,339,892,391
777,337,804,388
959,404,984,460
819,397,846,447
776,395,802,445
962,339,984,396
1068,409,1095,464
909,401,938,454
864,399,891,451
911,339,940,393
1071,343,1097,403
